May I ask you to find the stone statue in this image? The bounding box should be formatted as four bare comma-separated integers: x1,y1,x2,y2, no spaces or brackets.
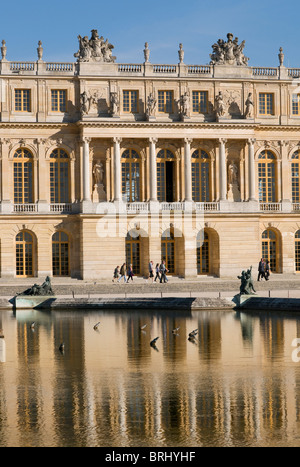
80,91,91,115
238,267,256,295
228,160,238,186
215,91,226,118
180,92,190,118
110,92,119,116
245,92,254,119
210,33,249,66
1,40,7,61
278,47,284,66
144,42,150,63
37,41,43,61
93,161,104,185
18,276,54,297
146,92,156,118
178,43,184,63
74,29,116,63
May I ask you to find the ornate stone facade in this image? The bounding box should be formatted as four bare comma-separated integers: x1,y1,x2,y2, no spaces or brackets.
0,31,299,279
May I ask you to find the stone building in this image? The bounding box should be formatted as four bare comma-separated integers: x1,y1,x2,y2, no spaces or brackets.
0,31,300,280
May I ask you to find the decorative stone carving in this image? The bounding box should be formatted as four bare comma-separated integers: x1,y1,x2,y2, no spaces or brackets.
1,40,7,60
210,33,249,66
144,42,150,63
80,91,92,115
74,29,116,63
178,43,184,64
244,92,254,119
227,160,241,202
110,92,119,117
146,92,156,121
179,92,190,120
92,160,106,202
215,91,227,118
37,41,43,61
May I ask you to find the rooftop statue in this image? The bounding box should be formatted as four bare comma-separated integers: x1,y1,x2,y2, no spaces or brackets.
210,33,249,66
74,29,116,63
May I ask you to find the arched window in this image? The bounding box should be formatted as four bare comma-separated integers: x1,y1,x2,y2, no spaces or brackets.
258,151,276,203
13,149,34,204
16,231,34,277
122,149,141,202
52,231,70,276
295,231,300,272
197,230,209,275
161,229,175,274
157,149,175,202
50,149,70,203
126,232,141,275
262,229,277,273
291,151,300,203
192,150,210,202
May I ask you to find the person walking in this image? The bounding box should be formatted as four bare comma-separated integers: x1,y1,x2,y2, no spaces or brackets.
118,263,127,283
257,258,266,281
265,260,271,281
112,265,120,283
127,264,134,283
154,263,160,282
148,261,154,283
160,260,169,284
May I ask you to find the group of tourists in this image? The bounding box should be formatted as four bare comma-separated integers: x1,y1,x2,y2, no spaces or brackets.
112,260,169,284
257,258,271,281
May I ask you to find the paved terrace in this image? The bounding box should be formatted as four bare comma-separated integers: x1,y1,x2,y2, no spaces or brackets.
1,274,300,301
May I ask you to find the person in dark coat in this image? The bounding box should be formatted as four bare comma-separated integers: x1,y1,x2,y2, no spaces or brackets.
257,258,266,281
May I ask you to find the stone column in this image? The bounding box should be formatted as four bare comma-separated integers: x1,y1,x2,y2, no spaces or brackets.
219,138,227,201
113,137,122,202
184,138,192,202
248,138,256,201
83,137,91,202
149,137,158,202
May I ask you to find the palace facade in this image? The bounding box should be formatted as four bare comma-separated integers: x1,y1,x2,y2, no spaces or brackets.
0,32,300,279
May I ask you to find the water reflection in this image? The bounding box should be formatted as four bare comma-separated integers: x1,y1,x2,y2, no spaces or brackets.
0,308,300,447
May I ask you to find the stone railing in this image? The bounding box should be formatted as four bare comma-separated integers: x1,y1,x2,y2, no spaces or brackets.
13,203,37,213
260,202,282,212
252,67,278,78
50,203,73,213
126,202,149,213
160,202,184,211
195,202,220,212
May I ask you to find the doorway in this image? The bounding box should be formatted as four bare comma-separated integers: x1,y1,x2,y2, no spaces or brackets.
165,161,174,202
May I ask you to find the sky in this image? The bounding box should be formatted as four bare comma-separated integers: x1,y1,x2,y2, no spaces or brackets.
0,0,299,68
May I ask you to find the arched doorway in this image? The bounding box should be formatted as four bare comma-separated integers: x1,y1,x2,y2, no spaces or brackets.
52,231,70,276
197,231,209,275
126,231,141,275
258,150,277,203
157,149,175,202
262,229,279,273
16,231,35,277
161,229,175,274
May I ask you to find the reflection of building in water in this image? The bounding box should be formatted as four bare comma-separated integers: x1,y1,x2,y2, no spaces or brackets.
1,313,300,446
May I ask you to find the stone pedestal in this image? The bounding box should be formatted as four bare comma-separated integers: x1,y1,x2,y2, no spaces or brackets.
14,295,57,309
227,182,241,202
92,183,106,202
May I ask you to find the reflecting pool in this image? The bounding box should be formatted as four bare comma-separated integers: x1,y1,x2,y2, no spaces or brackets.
1,308,300,447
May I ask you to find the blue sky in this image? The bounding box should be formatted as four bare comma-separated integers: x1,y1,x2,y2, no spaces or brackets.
0,0,298,67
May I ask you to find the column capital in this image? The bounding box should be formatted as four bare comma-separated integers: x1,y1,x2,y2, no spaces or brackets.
113,137,122,145
247,138,256,146
81,137,91,145
149,137,158,145
184,138,193,145
218,138,227,145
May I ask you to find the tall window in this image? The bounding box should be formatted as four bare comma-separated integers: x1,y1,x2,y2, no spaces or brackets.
123,90,138,113
158,91,173,113
157,149,175,202
192,150,210,202
51,90,67,112
197,231,209,275
14,149,34,204
295,231,300,272
52,231,70,277
15,89,31,112
262,229,277,273
16,231,34,277
292,94,300,116
121,149,141,202
259,93,274,115
126,232,141,275
192,91,208,114
291,151,300,203
161,229,175,274
50,149,70,203
258,151,276,203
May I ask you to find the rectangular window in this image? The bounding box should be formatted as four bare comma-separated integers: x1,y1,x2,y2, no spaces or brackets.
51,90,67,112
15,89,31,112
292,162,300,203
259,93,274,115
158,91,173,113
123,90,138,113
292,94,300,116
192,91,208,113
